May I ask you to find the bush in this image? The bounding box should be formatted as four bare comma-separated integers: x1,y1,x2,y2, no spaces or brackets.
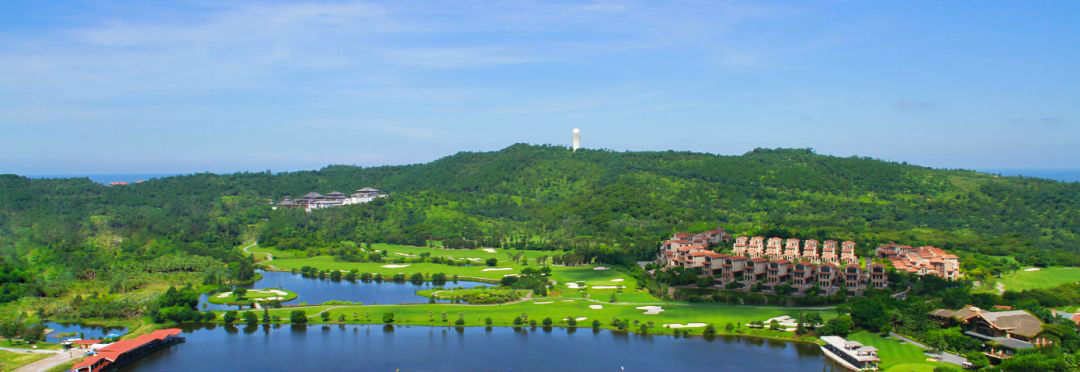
243,311,258,325
223,310,237,324
290,310,308,324
383,312,395,324
542,317,553,327
486,258,498,267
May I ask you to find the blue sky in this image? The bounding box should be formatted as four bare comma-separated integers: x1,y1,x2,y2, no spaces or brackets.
1,1,1078,174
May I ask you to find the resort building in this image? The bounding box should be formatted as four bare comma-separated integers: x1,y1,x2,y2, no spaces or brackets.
821,240,839,264
783,238,801,261
658,232,886,296
274,187,387,212
877,244,960,280
71,328,184,372
820,336,880,371
930,306,1050,360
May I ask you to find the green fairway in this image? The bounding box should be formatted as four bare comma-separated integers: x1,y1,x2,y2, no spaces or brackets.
0,349,50,372
208,288,297,305
846,331,942,372
226,300,835,341
998,267,1080,292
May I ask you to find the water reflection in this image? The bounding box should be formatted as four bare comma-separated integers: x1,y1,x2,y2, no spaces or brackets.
115,324,837,372
199,270,493,310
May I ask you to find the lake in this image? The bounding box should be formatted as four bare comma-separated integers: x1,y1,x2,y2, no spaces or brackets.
199,270,493,311
116,324,843,372
44,322,126,340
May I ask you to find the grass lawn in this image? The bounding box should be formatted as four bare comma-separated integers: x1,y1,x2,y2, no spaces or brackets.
846,331,942,372
208,288,297,305
997,267,1080,292
0,349,50,372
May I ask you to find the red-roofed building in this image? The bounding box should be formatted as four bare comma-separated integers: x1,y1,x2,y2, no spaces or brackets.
72,329,183,372
882,244,960,280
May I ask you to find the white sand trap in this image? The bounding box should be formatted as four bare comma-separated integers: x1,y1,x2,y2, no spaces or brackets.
663,323,707,328
591,286,621,289
466,258,482,262
267,289,288,296
534,301,553,304
636,306,664,315
561,300,574,302
482,268,513,272
566,283,582,289
482,248,497,253
381,264,410,268
503,274,521,277
576,317,588,321
1024,267,1042,272
394,253,416,257
255,296,284,301
216,292,232,298
593,266,609,271
589,305,603,310
611,279,624,282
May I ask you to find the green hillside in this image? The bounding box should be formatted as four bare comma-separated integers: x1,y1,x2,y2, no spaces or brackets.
2,144,1079,313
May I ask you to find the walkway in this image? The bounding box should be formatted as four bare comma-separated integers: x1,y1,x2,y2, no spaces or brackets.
889,331,968,366
3,347,81,372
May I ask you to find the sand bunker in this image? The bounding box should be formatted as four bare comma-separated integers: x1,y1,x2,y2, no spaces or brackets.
482,268,513,272
254,296,285,301
394,253,416,257
611,279,624,282
534,301,553,304
1024,267,1042,272
566,283,582,289
216,292,232,298
636,306,664,315
382,264,410,268
561,300,574,302
466,258,482,262
663,323,706,328
589,305,603,310
593,266,609,271
482,248,497,253
571,317,588,321
266,289,288,296
503,274,521,277
591,286,620,289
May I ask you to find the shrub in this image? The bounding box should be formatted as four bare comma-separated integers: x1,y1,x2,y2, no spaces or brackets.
290,310,308,324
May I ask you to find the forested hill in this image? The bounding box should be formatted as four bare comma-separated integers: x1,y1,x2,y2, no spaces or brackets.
3,144,1080,288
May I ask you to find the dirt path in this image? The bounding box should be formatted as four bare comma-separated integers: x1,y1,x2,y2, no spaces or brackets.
7,347,80,372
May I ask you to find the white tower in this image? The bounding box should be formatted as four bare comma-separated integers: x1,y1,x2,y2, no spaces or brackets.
572,128,581,152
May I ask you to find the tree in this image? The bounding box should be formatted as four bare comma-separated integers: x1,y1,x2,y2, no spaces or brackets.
849,297,889,333
262,309,270,324
486,258,498,267
567,317,577,328
383,312,395,324
290,310,308,323
409,273,424,285
223,310,238,324
703,324,716,338
542,317,553,327
243,311,258,325
320,311,331,322
819,315,853,337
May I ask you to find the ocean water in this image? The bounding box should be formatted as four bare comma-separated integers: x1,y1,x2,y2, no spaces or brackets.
25,173,177,184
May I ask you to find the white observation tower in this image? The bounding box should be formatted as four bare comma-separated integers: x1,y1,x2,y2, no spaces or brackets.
572,128,581,152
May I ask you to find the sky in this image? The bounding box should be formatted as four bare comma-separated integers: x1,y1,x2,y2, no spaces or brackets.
1,0,1078,175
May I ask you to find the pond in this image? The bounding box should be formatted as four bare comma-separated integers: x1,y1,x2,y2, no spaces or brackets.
116,324,845,372
199,270,493,311
44,322,126,340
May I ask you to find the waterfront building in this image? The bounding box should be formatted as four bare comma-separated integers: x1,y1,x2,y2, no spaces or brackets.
72,328,184,372
820,336,880,371
929,306,1050,360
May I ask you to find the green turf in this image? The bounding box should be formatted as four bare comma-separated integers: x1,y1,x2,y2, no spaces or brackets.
997,267,1080,292
0,349,51,372
847,331,942,372
207,288,297,305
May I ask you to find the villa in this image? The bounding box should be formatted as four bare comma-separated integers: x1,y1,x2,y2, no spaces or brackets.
877,244,960,280
930,305,1050,360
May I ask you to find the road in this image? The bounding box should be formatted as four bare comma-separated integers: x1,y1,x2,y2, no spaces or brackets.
1,346,82,372
242,241,274,263
889,331,968,366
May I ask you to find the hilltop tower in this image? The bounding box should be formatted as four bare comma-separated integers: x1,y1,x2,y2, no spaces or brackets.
572,128,581,152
